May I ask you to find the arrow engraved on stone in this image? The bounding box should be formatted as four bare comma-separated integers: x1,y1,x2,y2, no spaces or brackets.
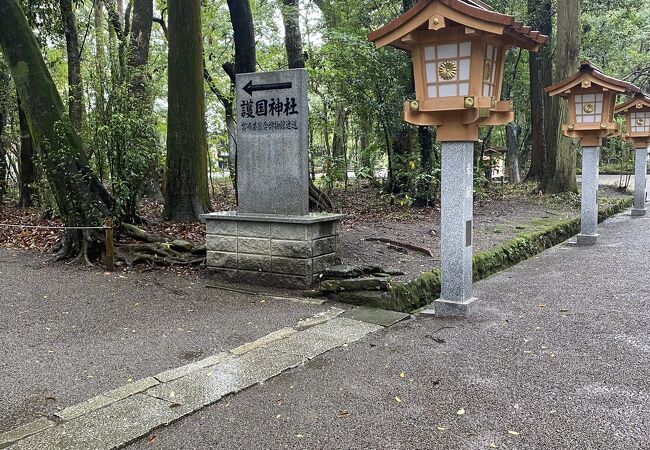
243,80,293,96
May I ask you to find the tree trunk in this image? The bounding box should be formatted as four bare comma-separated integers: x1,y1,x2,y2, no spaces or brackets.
280,0,305,69
127,0,152,99
506,121,521,184
59,0,84,131
0,0,113,258
103,0,126,80
541,0,580,194
0,104,6,204
0,65,9,203
18,97,36,207
164,0,210,222
331,105,349,184
525,0,551,182
227,0,256,74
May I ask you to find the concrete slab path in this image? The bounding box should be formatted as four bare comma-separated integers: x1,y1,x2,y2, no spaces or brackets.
0,250,343,432
118,210,649,449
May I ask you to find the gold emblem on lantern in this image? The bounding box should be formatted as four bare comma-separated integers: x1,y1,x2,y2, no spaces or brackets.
409,100,420,112
637,117,646,126
583,103,595,114
438,60,457,81
483,60,493,82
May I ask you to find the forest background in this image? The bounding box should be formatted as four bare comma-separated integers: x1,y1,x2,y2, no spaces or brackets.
0,0,649,261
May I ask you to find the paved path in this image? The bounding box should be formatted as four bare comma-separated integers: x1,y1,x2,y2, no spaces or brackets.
0,251,342,432
2,208,649,449
118,209,647,449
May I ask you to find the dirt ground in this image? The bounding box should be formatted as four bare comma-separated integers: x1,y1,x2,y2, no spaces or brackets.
0,181,630,283
331,182,628,280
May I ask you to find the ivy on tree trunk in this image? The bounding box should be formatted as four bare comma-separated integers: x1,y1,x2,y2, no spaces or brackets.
0,0,113,258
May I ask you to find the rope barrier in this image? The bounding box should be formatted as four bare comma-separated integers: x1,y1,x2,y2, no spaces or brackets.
0,218,115,271
0,223,108,230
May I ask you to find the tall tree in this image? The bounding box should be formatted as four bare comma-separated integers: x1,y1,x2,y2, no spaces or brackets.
525,0,552,182
227,0,256,74
164,0,210,221
541,0,580,193
0,0,113,257
0,66,8,203
280,0,305,69
18,97,36,207
59,0,84,130
127,0,153,99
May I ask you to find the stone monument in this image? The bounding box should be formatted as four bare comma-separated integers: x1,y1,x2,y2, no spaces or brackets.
202,69,345,289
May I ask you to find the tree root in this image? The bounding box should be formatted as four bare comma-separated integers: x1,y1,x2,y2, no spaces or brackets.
115,242,205,268
309,181,334,212
364,236,434,258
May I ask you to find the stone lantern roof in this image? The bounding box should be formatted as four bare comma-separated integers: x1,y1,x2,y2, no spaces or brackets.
615,92,650,115
545,60,641,97
368,0,548,50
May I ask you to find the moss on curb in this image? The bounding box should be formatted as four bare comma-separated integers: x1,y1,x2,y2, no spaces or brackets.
353,196,632,313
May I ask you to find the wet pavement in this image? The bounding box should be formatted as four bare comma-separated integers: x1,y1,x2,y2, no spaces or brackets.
121,210,650,449
0,251,340,431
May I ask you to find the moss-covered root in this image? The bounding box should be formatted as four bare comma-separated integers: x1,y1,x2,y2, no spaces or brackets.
385,197,632,313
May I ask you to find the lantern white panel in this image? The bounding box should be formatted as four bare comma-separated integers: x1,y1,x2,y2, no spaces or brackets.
459,42,471,57
424,46,436,61
439,83,457,97
437,43,457,59
459,59,470,80
426,63,437,83
428,85,438,98
459,82,469,96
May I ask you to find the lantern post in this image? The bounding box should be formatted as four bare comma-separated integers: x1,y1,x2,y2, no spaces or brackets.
369,0,547,316
615,94,650,216
546,61,641,245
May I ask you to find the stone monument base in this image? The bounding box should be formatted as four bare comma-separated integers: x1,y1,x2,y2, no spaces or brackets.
420,297,477,317
631,208,647,217
201,212,346,289
576,233,599,246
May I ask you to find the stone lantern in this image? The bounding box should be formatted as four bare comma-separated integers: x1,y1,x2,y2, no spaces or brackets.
615,93,650,216
369,0,546,316
546,61,641,245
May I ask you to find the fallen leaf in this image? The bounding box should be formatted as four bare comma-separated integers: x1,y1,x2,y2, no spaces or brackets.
508,430,520,437
436,426,449,431
169,391,175,398
296,434,304,438
537,304,546,308
147,435,158,445
337,409,350,418
399,371,406,378
457,408,465,416
395,396,402,403
488,443,497,449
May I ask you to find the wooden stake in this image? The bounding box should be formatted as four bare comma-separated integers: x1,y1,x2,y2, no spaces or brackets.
105,218,114,271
